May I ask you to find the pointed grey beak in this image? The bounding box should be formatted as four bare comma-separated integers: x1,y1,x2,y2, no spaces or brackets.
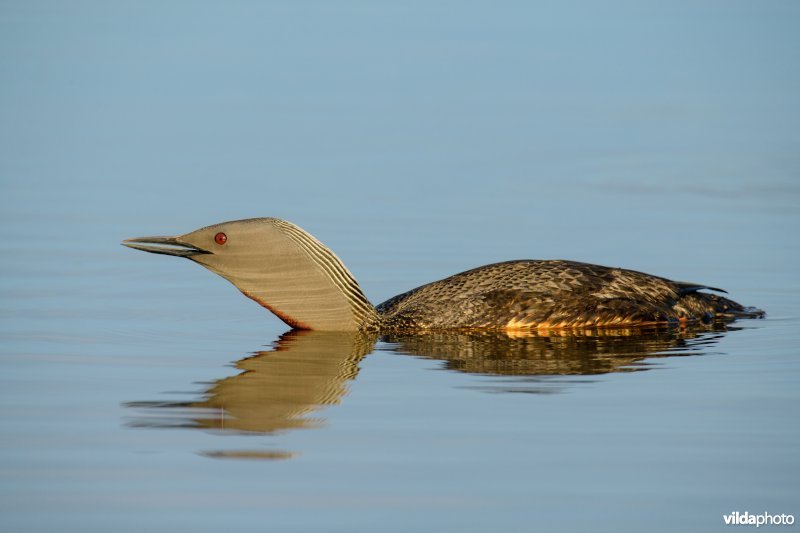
121,236,210,257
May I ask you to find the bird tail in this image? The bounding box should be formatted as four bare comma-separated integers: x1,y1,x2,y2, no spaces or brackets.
692,292,766,320
678,283,766,320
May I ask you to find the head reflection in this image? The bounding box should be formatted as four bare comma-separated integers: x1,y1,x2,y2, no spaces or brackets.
127,325,732,455
127,330,377,435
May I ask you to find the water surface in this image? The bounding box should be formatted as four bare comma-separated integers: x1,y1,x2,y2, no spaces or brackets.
1,1,799,532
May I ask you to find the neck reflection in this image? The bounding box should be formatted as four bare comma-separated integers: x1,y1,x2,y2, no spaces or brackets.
127,330,377,436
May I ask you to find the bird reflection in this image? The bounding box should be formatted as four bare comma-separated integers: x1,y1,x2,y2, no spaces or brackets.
127,324,735,454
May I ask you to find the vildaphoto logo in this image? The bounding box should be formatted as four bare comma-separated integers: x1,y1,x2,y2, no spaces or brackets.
723,511,794,527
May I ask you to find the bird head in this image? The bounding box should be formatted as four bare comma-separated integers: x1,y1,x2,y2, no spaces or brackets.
122,218,376,331
123,218,292,278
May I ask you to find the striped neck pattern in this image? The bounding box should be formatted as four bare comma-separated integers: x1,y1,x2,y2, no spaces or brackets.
271,219,380,331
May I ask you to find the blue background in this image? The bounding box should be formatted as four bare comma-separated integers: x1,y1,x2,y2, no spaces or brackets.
1,2,798,531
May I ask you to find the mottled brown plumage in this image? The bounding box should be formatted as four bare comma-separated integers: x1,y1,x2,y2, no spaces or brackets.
377,259,762,331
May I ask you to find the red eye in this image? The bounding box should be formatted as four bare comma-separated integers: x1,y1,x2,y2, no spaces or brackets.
214,232,227,245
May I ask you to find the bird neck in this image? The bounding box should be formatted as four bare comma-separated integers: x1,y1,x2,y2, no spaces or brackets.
219,219,380,331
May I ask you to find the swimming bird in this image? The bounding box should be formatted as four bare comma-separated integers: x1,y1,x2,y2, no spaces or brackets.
122,218,763,332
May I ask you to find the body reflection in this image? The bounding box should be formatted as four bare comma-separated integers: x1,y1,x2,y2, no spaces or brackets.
384,326,730,376
127,325,733,456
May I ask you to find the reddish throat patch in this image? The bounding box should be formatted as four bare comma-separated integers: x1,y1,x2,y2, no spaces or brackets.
239,289,313,330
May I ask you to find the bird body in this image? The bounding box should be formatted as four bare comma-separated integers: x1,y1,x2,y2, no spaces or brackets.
377,259,748,330
123,218,762,332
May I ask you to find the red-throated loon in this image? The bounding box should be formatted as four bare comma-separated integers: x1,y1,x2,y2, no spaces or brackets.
122,217,763,332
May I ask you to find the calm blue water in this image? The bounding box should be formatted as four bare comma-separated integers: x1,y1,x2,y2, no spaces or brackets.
1,2,799,531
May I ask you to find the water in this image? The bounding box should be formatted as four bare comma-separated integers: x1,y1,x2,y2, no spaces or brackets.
1,1,799,531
